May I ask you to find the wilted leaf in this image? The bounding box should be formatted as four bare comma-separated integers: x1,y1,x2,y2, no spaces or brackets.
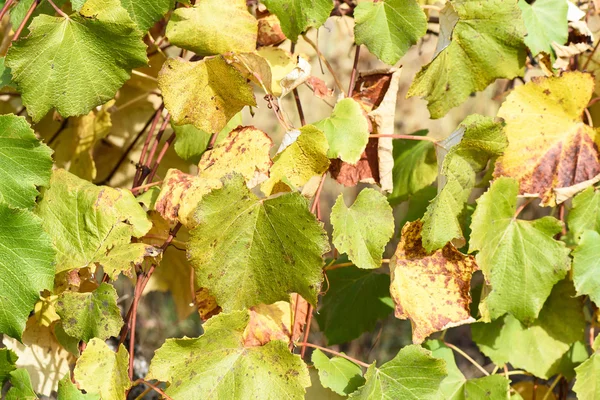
261,125,330,195
73,339,131,400
495,72,600,206
390,221,477,344
36,169,152,275
407,0,526,118
3,317,73,396
147,311,310,399
5,0,147,121
354,0,427,65
262,0,334,42
312,349,365,396
470,178,570,323
159,56,256,133
0,115,53,209
189,175,329,311
331,189,394,270
257,12,287,46
166,0,257,56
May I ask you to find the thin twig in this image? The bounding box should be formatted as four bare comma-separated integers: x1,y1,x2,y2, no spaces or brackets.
542,375,562,400
146,130,176,183
514,198,534,219
292,88,306,126
370,134,438,143
299,305,313,359
302,34,346,96
128,277,144,380
47,0,68,18
13,0,39,41
0,0,15,22
348,45,361,96
584,107,594,126
584,39,600,71
310,174,327,214
131,180,163,194
142,114,171,183
444,342,489,376
131,70,158,82
297,343,370,367
47,118,69,145
133,379,174,400
134,106,165,186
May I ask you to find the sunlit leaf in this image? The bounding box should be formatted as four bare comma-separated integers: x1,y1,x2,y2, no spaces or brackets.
262,0,334,42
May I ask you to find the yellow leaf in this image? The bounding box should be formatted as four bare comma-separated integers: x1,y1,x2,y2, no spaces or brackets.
195,288,222,321
390,220,478,344
34,294,60,327
495,71,600,206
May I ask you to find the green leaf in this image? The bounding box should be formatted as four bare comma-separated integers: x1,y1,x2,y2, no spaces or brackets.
0,57,14,89
424,340,510,400
572,230,600,305
316,266,394,345
472,280,585,379
167,0,257,56
469,177,571,323
173,113,242,164
389,131,437,205
407,0,526,118
312,349,365,396
5,0,147,122
55,283,123,342
0,115,53,209
313,98,370,164
120,0,175,31
0,349,18,385
188,175,329,311
6,369,37,400
57,373,100,400
574,352,600,400
260,125,330,195
73,338,131,400
331,189,394,270
262,0,334,42
36,169,152,275
569,187,600,240
422,115,507,252
555,341,589,381
349,345,446,399
159,56,256,133
147,311,310,399
0,204,55,340
354,0,427,65
518,0,568,57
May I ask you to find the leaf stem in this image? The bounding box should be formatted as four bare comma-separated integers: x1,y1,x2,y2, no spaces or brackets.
443,341,489,376
296,342,371,368
348,45,360,96
370,134,438,144
542,375,562,400
302,33,347,97
0,0,15,22
13,0,39,41
47,0,68,18
133,379,173,400
299,305,314,359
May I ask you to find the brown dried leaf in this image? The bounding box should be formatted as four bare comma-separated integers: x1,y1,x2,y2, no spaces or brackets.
306,76,333,99
195,288,222,321
257,13,287,47
390,220,478,344
329,138,378,186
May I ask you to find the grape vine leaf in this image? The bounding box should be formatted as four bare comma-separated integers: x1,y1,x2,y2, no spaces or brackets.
243,299,302,346
389,130,437,205
147,311,310,399
354,0,427,65
422,115,507,252
349,345,446,399
407,0,526,118
470,177,570,323
0,204,55,340
57,373,100,400
120,0,175,31
95,242,158,280
55,283,123,342
0,349,17,385
518,0,568,57
167,0,257,56
261,125,330,196
159,56,256,133
312,349,365,396
197,126,272,186
568,187,600,240
331,188,394,270
495,72,600,206
0,115,53,209
188,175,329,311
73,339,131,400
3,316,73,396
173,113,242,164
424,340,511,400
574,350,600,400
316,265,394,345
572,230,600,305
5,0,147,122
262,0,334,42
472,280,585,379
36,169,152,275
314,98,370,164
390,220,478,344
6,369,37,400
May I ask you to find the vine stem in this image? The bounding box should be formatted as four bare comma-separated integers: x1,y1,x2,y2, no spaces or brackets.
443,342,489,376
583,39,600,71
348,45,360,96
47,0,68,18
0,0,15,21
370,134,438,143
310,174,327,214
302,34,347,96
290,42,306,126
297,343,370,367
131,180,163,194
133,379,173,400
134,105,164,187
299,305,313,358
146,130,176,183
143,114,172,182
13,0,39,41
